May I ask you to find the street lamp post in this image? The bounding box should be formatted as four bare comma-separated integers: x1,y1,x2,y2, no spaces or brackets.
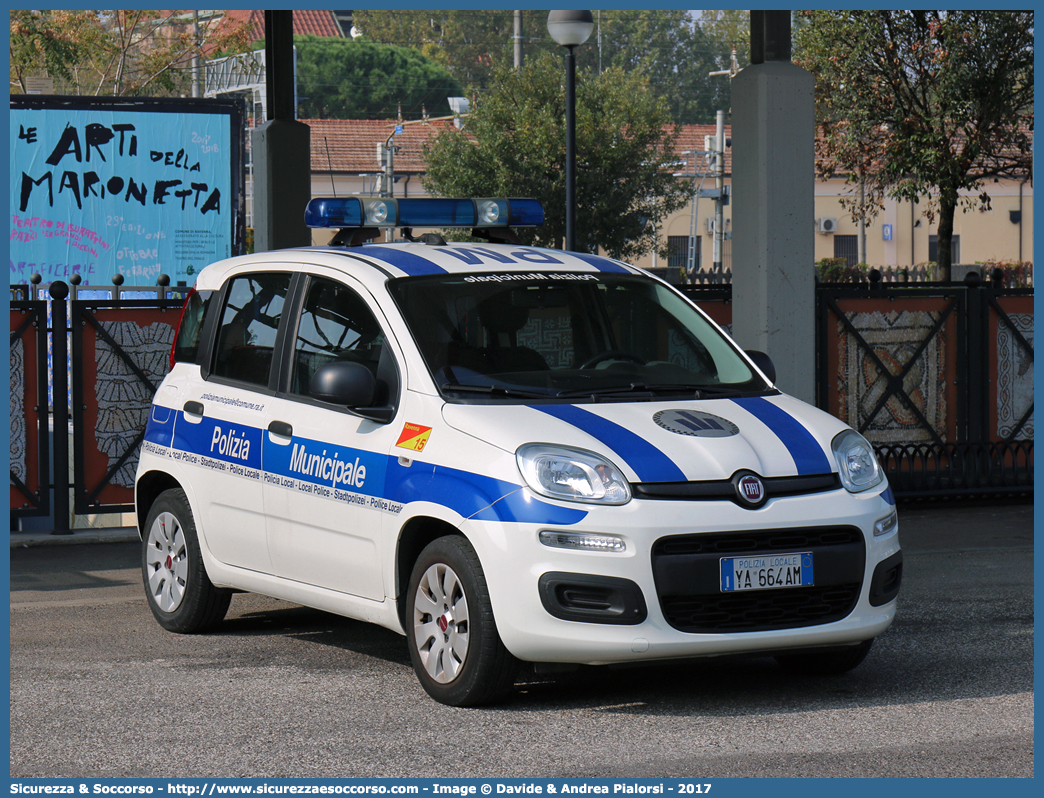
547,10,594,252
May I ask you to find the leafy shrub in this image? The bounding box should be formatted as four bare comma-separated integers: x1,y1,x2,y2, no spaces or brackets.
815,257,869,283
977,260,1034,288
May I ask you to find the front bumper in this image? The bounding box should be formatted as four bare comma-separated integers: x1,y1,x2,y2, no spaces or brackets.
466,486,901,664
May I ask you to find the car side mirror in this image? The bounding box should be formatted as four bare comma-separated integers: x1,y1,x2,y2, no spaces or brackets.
310,361,377,407
308,361,396,423
744,350,776,384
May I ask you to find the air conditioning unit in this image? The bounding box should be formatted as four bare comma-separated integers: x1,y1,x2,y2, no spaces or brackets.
705,217,716,233
817,217,838,234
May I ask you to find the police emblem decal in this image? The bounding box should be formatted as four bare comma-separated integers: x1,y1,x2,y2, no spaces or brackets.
653,409,739,438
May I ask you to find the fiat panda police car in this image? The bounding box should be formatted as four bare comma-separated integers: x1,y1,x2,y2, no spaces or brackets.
135,195,902,706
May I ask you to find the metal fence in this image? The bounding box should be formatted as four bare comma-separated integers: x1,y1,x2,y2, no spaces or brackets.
10,296,50,519
816,278,1033,499
680,277,1033,500
10,278,187,532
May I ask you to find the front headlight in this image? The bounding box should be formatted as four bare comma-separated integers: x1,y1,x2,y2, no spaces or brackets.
831,429,885,493
516,444,631,505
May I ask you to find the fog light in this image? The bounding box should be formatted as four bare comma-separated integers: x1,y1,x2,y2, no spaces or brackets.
539,530,626,552
874,509,898,537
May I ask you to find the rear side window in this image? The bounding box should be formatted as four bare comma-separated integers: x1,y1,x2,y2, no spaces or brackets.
173,290,213,366
211,273,292,387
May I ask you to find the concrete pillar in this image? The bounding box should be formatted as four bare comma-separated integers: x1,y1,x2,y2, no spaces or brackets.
252,10,311,252
731,11,816,403
252,120,311,251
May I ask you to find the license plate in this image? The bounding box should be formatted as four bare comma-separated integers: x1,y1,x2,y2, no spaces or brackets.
720,551,814,592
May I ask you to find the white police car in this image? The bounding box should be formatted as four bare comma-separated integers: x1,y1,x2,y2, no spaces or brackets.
135,196,901,706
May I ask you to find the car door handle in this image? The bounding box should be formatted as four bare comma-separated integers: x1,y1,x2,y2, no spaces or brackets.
268,420,293,438
183,400,204,416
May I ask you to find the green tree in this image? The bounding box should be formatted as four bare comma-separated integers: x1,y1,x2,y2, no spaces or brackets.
355,9,722,124
352,9,529,92
10,10,99,93
795,10,1034,279
422,55,689,261
572,11,723,124
10,10,250,97
293,35,463,120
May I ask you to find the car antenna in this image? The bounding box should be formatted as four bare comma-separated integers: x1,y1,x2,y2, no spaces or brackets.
324,137,337,197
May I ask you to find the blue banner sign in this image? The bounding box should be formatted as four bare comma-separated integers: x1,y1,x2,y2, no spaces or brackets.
10,96,244,287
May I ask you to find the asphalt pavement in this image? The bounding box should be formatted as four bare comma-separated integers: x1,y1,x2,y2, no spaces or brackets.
10,524,140,547
8,500,1035,779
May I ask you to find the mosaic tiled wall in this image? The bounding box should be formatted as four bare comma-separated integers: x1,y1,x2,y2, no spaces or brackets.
94,321,174,488
837,310,948,445
10,339,26,483
997,313,1034,440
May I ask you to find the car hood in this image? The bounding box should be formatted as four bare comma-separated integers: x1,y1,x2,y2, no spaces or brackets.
442,394,848,483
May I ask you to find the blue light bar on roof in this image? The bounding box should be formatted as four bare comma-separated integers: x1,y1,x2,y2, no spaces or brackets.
304,197,363,228
304,196,544,230
397,198,476,226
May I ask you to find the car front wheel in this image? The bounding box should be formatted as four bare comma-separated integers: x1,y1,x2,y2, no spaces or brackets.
407,536,519,706
142,488,231,633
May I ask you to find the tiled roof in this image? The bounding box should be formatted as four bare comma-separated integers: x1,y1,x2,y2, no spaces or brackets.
306,118,462,174
673,124,734,176
306,117,1031,182
293,9,344,38
224,9,343,41
305,119,734,176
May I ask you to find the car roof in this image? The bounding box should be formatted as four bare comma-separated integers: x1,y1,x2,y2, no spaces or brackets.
192,241,642,293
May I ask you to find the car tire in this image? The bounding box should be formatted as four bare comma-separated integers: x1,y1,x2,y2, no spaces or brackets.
773,638,875,675
142,488,231,634
407,536,519,706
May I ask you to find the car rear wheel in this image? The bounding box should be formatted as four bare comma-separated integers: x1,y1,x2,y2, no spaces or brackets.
142,488,231,633
407,536,519,706
774,638,874,675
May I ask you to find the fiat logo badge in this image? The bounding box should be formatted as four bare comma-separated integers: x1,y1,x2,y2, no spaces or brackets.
734,473,767,508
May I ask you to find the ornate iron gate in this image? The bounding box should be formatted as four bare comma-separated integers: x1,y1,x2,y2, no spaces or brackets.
10,297,51,518
816,279,1033,498
683,278,1033,499
9,279,186,533
70,297,183,515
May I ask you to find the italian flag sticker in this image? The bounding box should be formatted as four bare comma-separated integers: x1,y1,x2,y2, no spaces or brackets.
396,422,432,452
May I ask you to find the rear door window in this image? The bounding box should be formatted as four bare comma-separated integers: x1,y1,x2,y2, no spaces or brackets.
211,272,292,388
172,289,214,366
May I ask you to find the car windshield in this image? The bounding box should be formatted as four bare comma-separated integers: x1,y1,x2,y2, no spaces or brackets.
388,272,770,402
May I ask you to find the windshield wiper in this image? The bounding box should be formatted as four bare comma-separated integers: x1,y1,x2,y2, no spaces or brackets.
689,385,776,398
440,382,553,399
556,383,701,399
556,383,774,400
